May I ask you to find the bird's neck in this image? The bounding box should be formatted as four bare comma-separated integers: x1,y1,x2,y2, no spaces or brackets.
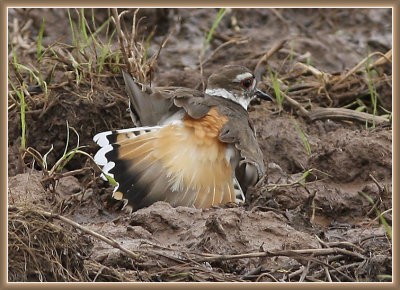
205,88,249,110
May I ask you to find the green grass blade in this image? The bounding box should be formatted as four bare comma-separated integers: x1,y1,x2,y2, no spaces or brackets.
80,8,89,43
43,144,54,171
202,8,226,56
37,18,45,61
91,17,112,38
63,120,70,157
14,63,48,96
270,73,284,110
366,67,378,128
293,120,312,155
104,173,118,186
377,209,392,241
67,9,76,46
377,274,392,280
10,43,21,75
143,30,155,60
56,122,81,173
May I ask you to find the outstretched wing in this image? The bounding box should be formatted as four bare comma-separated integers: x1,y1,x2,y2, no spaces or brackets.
93,108,235,212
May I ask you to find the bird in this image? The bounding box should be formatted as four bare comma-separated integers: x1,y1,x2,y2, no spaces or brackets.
93,65,272,212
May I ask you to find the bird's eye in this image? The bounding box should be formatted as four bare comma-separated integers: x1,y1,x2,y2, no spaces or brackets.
240,78,253,89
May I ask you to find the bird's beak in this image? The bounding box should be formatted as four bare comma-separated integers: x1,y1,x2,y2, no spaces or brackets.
255,89,273,101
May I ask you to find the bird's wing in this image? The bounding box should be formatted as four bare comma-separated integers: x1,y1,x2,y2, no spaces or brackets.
93,107,235,212
123,70,177,126
217,99,266,191
123,71,210,126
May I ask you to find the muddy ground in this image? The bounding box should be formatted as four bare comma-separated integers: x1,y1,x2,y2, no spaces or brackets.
8,8,392,282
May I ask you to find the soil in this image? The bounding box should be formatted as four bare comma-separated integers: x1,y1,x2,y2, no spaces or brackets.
8,8,392,282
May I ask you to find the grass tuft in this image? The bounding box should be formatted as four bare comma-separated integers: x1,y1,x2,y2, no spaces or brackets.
269,69,284,111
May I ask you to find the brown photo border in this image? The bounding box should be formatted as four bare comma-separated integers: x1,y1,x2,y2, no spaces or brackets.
1,0,398,289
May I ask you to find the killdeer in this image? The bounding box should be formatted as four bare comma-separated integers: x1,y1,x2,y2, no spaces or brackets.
93,65,272,212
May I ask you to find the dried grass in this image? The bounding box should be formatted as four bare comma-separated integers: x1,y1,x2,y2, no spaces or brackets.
8,206,92,282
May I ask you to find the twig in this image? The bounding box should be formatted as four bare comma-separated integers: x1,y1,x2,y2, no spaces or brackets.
299,260,311,282
241,266,263,280
330,78,363,92
196,247,366,262
111,8,131,74
288,266,305,280
328,261,362,277
369,173,385,192
254,39,287,79
294,62,331,82
281,91,310,118
200,38,248,67
41,167,92,183
270,8,290,25
129,8,140,58
323,258,333,282
148,17,179,83
363,208,392,230
317,235,364,253
325,241,364,253
359,233,387,244
256,272,279,282
332,51,388,89
307,107,389,124
315,234,330,248
367,49,392,70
